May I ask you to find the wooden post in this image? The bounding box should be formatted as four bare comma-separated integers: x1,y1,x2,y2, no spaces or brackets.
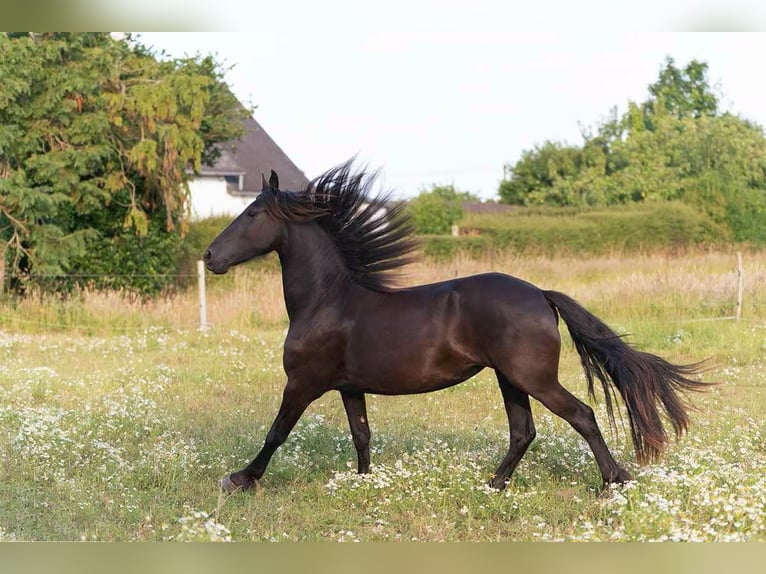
736,251,743,321
197,260,208,330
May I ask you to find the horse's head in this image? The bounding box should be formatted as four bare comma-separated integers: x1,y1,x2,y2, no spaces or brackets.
204,170,286,274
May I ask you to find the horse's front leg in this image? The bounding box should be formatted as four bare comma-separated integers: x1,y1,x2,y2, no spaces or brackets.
222,378,323,493
340,390,371,473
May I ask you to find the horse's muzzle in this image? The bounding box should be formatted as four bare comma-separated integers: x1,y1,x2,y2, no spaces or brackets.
203,250,231,274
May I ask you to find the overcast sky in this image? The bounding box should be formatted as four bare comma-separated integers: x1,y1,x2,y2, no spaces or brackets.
138,13,766,199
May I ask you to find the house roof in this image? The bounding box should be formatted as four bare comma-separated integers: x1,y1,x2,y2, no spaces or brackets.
200,115,309,193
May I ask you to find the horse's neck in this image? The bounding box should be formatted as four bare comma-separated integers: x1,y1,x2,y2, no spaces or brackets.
277,221,351,320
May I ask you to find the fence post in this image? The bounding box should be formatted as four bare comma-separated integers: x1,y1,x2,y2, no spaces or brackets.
197,260,208,330
736,252,743,321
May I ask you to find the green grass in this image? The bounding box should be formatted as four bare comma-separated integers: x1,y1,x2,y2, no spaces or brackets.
0,251,765,541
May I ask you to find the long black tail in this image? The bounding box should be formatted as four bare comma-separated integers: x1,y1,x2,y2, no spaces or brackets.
543,290,711,463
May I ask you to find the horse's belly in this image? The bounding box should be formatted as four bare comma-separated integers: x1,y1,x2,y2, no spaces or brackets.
342,341,484,395
340,287,489,394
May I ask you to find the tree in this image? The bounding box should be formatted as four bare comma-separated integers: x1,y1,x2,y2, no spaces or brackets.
499,141,583,205
0,33,247,293
647,56,719,120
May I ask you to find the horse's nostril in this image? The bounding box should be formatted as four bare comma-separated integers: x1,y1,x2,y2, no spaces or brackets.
203,250,212,262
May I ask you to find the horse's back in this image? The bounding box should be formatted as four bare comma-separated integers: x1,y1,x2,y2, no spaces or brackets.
357,271,557,341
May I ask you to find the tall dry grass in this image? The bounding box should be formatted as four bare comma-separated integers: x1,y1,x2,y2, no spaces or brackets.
1,248,763,334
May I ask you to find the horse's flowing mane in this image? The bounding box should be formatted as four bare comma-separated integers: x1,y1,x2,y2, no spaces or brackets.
261,160,418,291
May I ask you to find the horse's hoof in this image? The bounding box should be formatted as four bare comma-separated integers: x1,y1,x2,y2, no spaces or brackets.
600,470,635,494
606,468,634,486
220,475,239,494
221,475,251,494
220,474,260,494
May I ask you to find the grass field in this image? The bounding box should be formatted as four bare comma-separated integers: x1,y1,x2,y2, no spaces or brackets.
1,249,765,541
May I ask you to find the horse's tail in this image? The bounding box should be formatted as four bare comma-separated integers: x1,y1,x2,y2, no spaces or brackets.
543,290,711,463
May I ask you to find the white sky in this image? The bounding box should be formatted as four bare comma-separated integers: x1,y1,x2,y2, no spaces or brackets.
137,8,766,200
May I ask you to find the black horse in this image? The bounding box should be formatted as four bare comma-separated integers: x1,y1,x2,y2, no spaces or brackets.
204,161,709,494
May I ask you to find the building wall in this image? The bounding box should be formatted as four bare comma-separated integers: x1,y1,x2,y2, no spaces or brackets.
188,177,258,220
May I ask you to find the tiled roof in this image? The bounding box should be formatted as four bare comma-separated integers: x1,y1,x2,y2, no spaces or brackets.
200,115,309,192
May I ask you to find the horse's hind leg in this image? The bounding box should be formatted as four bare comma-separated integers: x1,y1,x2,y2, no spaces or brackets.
341,390,371,474
532,381,633,486
490,372,536,490
493,317,630,487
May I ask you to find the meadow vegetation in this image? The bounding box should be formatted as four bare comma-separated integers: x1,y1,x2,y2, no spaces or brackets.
421,201,728,260
1,248,765,541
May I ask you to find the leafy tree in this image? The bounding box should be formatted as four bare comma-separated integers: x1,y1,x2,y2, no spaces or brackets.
0,32,247,293
646,56,719,120
499,141,583,205
407,184,477,234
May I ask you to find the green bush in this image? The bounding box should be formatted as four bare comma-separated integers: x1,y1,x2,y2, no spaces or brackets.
422,202,729,258
15,192,187,297
726,187,766,244
406,184,477,234
61,205,186,296
419,235,494,260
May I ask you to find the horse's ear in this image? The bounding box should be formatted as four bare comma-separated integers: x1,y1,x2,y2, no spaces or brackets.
261,173,270,192
269,170,280,190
